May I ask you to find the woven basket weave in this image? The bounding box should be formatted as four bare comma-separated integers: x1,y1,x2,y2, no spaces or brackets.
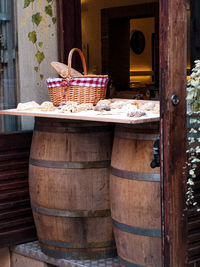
46,48,108,106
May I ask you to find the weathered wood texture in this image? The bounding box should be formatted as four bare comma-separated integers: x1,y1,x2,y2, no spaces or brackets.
0,131,36,248
110,123,161,267
160,0,188,266
0,103,160,125
57,0,82,72
29,118,116,259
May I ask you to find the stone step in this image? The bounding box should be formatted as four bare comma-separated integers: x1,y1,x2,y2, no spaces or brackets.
12,241,120,267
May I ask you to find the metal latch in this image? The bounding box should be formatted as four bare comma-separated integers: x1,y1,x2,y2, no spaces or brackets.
150,136,160,168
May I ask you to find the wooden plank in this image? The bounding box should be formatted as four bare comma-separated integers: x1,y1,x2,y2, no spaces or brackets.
0,199,31,211
0,131,36,247
160,0,188,266
0,189,29,201
0,207,32,220
0,225,36,248
0,179,28,191
0,169,28,181
0,151,30,161
0,159,29,171
0,106,160,125
0,131,32,151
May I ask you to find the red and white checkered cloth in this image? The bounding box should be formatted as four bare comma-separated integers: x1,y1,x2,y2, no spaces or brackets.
65,77,109,88
46,77,109,88
46,78,63,88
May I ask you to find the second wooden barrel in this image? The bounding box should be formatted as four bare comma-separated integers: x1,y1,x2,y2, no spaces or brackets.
110,123,161,267
29,118,116,259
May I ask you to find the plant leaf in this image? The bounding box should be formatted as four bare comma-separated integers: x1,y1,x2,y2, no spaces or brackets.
35,51,45,64
47,0,52,2
38,42,43,48
28,31,37,44
32,12,42,26
40,74,44,80
24,0,34,8
45,5,53,17
34,67,38,72
52,17,56,24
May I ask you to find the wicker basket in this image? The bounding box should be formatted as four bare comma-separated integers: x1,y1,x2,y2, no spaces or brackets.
46,48,108,106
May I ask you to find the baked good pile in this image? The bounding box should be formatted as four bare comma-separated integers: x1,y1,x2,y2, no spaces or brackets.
16,99,159,118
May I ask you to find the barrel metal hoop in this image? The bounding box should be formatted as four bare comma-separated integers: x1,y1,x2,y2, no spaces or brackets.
30,158,111,169
119,256,145,267
113,219,161,238
115,131,158,141
32,204,111,217
34,121,113,133
39,237,115,249
40,246,117,260
111,167,160,182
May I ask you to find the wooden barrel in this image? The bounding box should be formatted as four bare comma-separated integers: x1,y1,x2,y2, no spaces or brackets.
110,123,161,267
29,117,116,260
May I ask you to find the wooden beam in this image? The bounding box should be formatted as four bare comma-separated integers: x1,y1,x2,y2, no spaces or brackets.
57,0,82,71
160,0,188,266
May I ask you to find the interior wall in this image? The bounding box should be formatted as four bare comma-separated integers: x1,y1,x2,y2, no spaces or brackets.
130,17,155,84
81,0,158,74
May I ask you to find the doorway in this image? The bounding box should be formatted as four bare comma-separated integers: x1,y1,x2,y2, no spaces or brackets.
101,2,159,99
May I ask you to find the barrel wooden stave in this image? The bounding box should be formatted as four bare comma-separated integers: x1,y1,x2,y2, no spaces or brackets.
29,118,116,259
113,227,161,267
29,167,110,211
110,123,161,267
110,175,160,230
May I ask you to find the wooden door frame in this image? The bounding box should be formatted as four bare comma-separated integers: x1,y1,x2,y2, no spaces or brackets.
160,0,188,266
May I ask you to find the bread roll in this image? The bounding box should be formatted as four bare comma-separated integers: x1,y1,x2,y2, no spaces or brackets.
50,62,83,78
40,101,54,111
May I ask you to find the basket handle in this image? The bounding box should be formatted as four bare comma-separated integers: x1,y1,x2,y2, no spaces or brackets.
67,48,87,77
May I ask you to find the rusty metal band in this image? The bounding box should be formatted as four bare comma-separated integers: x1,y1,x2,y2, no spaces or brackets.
34,121,113,133
113,219,161,238
29,158,110,169
39,237,115,249
31,204,111,217
115,131,158,141
111,167,160,182
119,256,145,267
40,246,117,260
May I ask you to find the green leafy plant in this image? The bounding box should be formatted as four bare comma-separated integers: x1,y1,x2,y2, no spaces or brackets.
186,60,200,211
24,0,56,83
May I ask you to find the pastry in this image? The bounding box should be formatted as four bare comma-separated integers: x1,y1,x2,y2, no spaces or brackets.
140,102,155,111
127,110,146,117
97,99,111,106
60,101,78,113
40,101,54,111
17,101,40,111
94,104,111,111
153,104,160,114
77,103,93,111
110,101,126,109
